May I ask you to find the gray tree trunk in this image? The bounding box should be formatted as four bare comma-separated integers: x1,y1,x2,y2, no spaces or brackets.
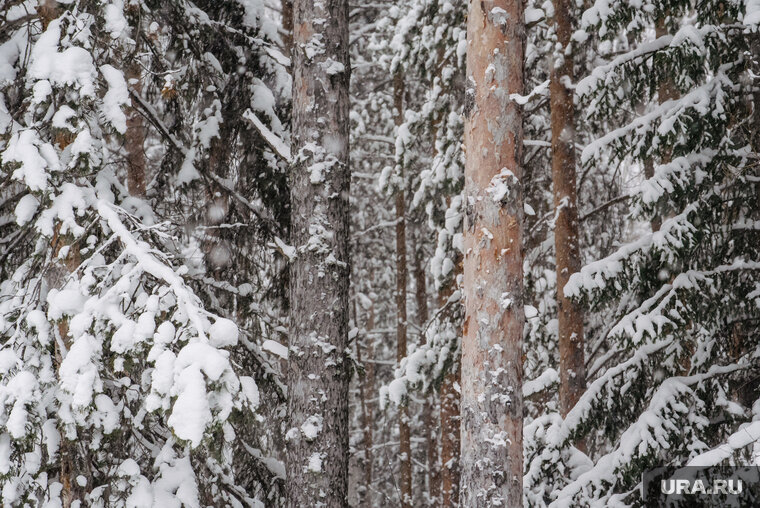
460,0,526,506
286,0,351,506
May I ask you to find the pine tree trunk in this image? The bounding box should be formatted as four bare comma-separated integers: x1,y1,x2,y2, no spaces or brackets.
38,0,58,30
439,255,461,507
355,307,374,508
126,60,146,197
646,15,678,233
364,327,377,507
50,227,84,508
38,3,82,504
440,362,460,507
551,0,585,418
413,243,440,506
654,17,693,375
752,33,760,155
287,0,351,506
282,0,293,56
461,1,525,506
393,70,413,508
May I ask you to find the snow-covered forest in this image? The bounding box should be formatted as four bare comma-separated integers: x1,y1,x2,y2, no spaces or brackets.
0,0,759,506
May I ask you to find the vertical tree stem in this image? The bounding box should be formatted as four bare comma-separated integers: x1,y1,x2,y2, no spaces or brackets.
461,1,526,505
287,0,351,505
551,0,586,418
393,69,413,508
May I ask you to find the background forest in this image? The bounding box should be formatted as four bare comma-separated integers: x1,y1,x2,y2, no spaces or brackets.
0,0,759,507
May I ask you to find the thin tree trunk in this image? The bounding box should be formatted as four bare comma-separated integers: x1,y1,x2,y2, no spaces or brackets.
287,0,351,506
461,1,525,506
393,70,413,508
646,15,678,233
126,59,146,197
282,0,293,56
753,33,760,154
440,359,460,507
364,318,377,507
38,0,58,30
50,226,83,508
439,253,461,507
654,16,694,376
551,0,585,417
413,241,440,506
38,3,81,505
355,303,375,508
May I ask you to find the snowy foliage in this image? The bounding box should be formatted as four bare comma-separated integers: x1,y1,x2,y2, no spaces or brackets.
525,1,760,506
0,0,287,505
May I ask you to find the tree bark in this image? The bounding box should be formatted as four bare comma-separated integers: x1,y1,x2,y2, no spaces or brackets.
461,1,525,506
439,253,461,507
413,241,440,506
287,0,351,506
440,361,460,507
393,70,413,508
550,0,585,417
282,0,294,57
355,304,375,508
645,16,679,233
126,59,146,197
38,0,58,30
50,226,84,508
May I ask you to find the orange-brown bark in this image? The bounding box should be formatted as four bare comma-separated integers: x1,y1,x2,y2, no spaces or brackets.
282,0,294,57
440,362,460,507
38,0,58,29
438,252,461,507
647,16,679,233
461,1,525,505
551,0,585,417
393,70,413,508
126,60,146,197
413,245,440,505
50,226,83,508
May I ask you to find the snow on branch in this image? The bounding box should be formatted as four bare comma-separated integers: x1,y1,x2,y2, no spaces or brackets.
688,420,760,467
549,364,745,507
581,74,733,165
243,109,291,161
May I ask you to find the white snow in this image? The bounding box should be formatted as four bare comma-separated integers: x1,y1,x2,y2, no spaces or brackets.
209,318,238,348
525,7,545,24
167,366,212,448
58,334,102,414
307,453,322,473
240,376,260,408
31,80,52,103
14,194,39,225
523,368,559,398
688,420,760,466
29,20,96,97
47,288,86,321
243,109,291,161
486,167,516,202
111,319,138,353
320,58,345,75
300,415,323,441
100,64,129,134
262,339,288,359
0,434,10,474
103,1,128,38
2,130,54,191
